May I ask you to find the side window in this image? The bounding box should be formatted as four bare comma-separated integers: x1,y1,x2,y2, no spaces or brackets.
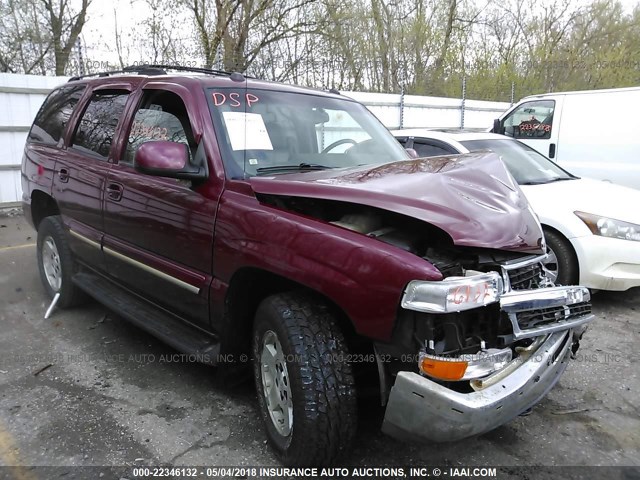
71,91,129,159
28,85,85,145
503,100,555,140
413,141,456,157
123,90,196,165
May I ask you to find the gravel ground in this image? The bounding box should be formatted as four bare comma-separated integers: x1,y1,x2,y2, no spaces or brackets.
0,213,639,479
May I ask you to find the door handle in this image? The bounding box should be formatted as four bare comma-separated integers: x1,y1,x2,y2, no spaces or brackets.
106,182,124,201
58,168,69,183
549,143,556,159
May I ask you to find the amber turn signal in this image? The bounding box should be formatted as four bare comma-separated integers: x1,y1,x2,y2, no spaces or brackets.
419,355,468,381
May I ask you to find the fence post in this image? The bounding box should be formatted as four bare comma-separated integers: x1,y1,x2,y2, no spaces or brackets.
399,85,405,129
76,38,85,76
460,76,466,129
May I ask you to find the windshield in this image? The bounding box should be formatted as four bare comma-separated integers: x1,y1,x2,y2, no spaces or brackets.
207,88,408,178
460,139,575,185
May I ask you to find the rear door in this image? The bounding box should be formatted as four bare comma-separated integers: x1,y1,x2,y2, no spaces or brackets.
102,85,218,328
54,88,130,270
500,97,563,161
23,84,86,212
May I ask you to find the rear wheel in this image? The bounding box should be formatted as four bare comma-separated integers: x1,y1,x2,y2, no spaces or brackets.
37,216,86,308
543,229,578,286
252,292,357,466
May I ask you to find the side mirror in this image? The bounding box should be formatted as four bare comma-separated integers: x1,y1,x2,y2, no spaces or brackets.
492,118,504,135
134,141,206,180
405,148,419,159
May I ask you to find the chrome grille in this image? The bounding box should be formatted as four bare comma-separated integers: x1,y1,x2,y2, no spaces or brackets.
515,301,592,330
500,254,550,292
507,263,544,291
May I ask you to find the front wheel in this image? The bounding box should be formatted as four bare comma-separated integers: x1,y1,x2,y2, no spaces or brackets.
543,229,578,286
252,293,357,466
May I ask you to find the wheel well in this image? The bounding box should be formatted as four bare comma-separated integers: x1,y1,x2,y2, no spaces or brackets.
222,268,359,357
31,190,60,229
542,225,580,279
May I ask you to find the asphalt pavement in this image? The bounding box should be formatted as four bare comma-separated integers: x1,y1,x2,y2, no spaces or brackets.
0,212,639,479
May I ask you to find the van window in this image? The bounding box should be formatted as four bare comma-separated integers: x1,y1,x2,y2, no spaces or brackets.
123,90,196,165
71,91,130,159
28,85,85,145
503,100,555,140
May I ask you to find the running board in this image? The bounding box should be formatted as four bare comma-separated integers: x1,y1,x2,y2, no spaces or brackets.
72,272,220,365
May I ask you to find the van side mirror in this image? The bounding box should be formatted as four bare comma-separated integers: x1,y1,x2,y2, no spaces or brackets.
492,118,504,135
134,141,207,180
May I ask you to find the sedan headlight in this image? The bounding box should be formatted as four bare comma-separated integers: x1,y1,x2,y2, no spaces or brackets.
575,211,640,242
401,272,503,313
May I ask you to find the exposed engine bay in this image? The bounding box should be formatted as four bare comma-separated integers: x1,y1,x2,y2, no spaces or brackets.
259,194,592,393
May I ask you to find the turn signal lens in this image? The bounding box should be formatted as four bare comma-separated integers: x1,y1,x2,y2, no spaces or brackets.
419,355,468,381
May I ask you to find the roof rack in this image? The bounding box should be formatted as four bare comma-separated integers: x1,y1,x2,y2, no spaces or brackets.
68,64,248,83
67,66,167,82
129,64,246,79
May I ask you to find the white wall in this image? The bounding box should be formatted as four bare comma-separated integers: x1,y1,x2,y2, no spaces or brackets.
0,73,510,205
0,74,68,204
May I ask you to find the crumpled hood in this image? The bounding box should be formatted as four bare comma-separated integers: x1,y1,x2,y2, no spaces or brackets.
250,152,544,253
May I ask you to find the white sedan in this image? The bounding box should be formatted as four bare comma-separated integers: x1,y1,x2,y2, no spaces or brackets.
392,129,640,291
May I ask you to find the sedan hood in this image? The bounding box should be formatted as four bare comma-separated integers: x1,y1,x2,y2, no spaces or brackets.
250,152,544,253
522,178,640,226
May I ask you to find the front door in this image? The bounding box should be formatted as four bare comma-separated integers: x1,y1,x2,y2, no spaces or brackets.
501,98,562,161
102,87,218,328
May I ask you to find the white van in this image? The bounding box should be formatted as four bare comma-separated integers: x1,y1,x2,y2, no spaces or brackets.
492,86,640,190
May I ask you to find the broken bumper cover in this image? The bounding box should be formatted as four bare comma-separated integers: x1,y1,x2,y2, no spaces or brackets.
382,330,573,442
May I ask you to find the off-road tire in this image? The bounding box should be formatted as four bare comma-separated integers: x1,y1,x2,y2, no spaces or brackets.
37,215,86,308
252,292,357,466
544,228,578,286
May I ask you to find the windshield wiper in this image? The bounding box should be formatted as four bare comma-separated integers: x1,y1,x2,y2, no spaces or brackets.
256,163,335,174
520,177,574,186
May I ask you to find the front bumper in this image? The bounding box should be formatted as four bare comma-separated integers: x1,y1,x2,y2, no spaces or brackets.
571,235,640,291
382,330,572,442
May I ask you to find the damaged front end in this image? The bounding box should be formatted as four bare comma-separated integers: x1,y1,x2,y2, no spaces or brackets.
249,152,594,443
380,253,593,442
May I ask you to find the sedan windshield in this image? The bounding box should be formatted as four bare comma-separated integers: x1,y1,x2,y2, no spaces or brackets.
460,139,575,185
207,88,409,178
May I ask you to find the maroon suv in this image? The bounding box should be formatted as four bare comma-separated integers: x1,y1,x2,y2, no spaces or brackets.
21,65,594,466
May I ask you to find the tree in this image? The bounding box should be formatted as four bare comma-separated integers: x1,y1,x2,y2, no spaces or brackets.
0,0,90,74
40,0,91,75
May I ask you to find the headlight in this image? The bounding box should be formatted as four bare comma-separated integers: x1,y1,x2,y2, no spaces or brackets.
575,211,640,242
401,272,503,313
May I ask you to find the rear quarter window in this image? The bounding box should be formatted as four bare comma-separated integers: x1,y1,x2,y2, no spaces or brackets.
27,85,86,145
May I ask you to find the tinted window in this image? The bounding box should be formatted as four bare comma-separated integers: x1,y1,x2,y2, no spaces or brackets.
28,85,85,145
124,91,195,165
413,142,455,157
503,100,555,140
72,91,129,159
